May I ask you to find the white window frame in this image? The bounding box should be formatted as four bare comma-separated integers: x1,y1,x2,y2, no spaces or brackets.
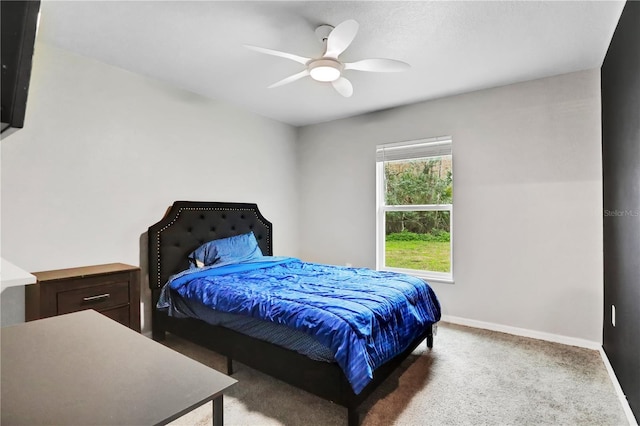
376,137,454,283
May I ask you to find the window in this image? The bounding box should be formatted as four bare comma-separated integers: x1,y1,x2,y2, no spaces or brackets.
376,137,453,282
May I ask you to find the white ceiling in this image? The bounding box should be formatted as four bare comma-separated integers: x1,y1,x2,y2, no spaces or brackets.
37,1,625,127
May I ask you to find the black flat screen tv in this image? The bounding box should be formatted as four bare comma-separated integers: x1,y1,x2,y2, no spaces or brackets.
1,0,41,138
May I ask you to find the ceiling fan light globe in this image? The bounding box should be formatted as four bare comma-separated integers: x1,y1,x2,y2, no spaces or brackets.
308,58,343,82
310,66,341,82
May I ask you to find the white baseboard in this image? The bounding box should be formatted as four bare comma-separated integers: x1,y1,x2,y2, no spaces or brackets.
440,314,637,425
440,314,601,349
599,348,639,426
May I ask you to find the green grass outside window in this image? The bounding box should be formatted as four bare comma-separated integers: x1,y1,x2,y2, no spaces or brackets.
385,240,450,273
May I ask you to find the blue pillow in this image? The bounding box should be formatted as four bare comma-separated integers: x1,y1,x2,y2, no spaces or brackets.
188,232,263,268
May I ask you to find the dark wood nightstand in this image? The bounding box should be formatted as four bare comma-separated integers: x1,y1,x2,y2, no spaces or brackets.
25,263,140,332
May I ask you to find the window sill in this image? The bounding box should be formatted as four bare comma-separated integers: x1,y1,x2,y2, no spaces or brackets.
380,267,454,284
419,276,455,285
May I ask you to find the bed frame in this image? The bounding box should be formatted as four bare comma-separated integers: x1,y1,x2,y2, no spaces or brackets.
148,201,434,425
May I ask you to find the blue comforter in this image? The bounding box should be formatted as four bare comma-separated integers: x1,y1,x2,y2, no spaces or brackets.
158,257,441,394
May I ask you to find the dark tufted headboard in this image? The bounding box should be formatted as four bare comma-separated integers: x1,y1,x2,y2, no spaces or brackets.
147,201,273,291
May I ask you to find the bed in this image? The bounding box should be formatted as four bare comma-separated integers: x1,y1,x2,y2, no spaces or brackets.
148,201,440,425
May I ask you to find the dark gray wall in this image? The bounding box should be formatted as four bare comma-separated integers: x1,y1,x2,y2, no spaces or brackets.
601,0,640,419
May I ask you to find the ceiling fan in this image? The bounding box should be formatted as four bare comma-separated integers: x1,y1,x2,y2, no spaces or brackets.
245,19,410,98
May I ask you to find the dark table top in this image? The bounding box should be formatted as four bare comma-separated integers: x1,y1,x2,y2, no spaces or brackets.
1,310,236,425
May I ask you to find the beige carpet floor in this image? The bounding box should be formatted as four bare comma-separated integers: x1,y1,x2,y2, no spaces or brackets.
164,322,629,426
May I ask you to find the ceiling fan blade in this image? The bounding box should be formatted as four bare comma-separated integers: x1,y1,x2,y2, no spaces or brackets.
324,19,359,59
268,70,310,88
344,58,410,72
244,44,310,65
332,77,353,97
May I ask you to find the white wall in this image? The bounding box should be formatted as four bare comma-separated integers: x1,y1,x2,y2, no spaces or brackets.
297,69,603,344
1,42,299,329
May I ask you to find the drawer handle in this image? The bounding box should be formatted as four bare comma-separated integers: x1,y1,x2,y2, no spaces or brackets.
83,293,111,302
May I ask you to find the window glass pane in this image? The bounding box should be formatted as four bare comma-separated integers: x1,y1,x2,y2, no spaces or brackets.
384,156,452,205
385,211,451,273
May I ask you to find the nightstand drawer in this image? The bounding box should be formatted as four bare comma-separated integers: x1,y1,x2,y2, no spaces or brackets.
57,281,130,315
